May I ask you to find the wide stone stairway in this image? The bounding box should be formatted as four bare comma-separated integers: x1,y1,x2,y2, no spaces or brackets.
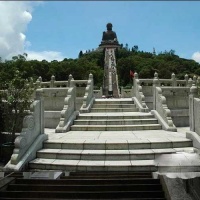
29,98,195,172
0,171,166,199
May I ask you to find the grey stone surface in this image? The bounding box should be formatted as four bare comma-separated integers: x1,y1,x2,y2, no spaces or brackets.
163,176,193,200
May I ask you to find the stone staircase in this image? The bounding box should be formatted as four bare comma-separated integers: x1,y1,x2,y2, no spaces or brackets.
0,171,166,199
71,99,162,131
28,98,194,172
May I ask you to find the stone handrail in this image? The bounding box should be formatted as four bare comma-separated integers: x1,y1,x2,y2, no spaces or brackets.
35,74,73,88
133,73,149,112
80,74,95,113
36,75,69,88
94,87,103,98
35,74,89,89
55,79,78,133
152,87,177,131
188,85,199,134
186,85,200,149
135,73,194,87
121,87,134,98
5,89,48,171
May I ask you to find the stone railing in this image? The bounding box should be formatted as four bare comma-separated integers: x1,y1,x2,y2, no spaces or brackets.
133,72,199,110
188,85,200,134
94,87,103,98
5,90,47,171
186,85,200,150
121,87,134,98
153,86,190,127
55,79,78,133
35,74,101,99
138,72,196,87
35,75,72,88
41,87,69,128
151,87,177,132
80,74,95,113
133,73,149,112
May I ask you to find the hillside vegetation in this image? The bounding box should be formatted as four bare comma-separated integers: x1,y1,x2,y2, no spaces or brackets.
0,47,200,88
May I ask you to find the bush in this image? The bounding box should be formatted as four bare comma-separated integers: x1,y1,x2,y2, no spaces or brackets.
0,70,36,144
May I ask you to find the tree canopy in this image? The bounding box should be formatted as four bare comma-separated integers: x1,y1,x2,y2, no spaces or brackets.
0,46,200,88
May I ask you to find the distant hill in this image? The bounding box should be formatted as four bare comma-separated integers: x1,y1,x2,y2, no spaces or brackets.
0,47,199,88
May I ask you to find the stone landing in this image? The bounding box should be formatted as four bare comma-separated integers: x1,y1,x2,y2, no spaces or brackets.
29,99,200,172
29,128,195,172
29,98,198,172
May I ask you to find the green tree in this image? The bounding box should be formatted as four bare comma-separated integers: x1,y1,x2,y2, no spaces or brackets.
0,69,36,143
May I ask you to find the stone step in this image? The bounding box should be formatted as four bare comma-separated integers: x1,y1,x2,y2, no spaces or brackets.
68,171,152,177
92,104,136,108
73,119,159,125
0,198,166,200
94,100,134,104
28,158,200,172
43,140,192,150
28,158,157,171
15,177,162,185
70,124,162,131
65,171,152,179
90,108,138,112
36,148,187,161
0,190,165,199
77,113,155,120
8,183,163,191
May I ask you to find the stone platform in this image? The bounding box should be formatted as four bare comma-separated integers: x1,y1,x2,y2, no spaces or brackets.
29,99,199,172
29,127,198,172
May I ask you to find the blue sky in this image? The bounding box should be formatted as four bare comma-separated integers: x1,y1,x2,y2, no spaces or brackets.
1,1,200,62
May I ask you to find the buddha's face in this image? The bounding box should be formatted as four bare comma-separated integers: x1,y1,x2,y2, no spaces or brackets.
107,23,112,31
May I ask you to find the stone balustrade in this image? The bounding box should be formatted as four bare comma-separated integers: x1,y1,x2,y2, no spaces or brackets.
35,74,100,98
55,79,78,133
80,74,95,113
186,85,200,150
36,75,72,88
133,72,198,110
154,87,190,127
120,87,134,98
133,72,149,112
5,90,47,171
94,87,103,98
189,85,200,134
151,87,177,132
136,72,192,87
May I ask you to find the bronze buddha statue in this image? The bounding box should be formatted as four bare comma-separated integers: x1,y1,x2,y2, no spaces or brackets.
101,23,118,44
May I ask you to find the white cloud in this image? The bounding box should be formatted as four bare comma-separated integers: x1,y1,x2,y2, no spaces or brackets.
192,52,200,63
26,51,64,61
0,2,67,61
0,2,34,59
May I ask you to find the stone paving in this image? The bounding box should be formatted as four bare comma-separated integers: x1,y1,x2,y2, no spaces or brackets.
27,126,198,172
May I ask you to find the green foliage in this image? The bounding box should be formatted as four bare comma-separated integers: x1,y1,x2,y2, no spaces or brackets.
0,68,36,143
0,46,200,89
115,48,200,86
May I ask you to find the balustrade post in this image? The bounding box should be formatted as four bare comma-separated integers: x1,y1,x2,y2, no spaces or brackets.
70,78,75,87
100,87,103,97
185,74,188,86
171,73,176,87
121,86,124,98
189,84,198,131
50,75,55,88
36,76,42,88
133,72,138,96
193,75,197,85
35,89,44,134
68,74,73,87
188,78,193,87
153,72,160,109
197,76,200,85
